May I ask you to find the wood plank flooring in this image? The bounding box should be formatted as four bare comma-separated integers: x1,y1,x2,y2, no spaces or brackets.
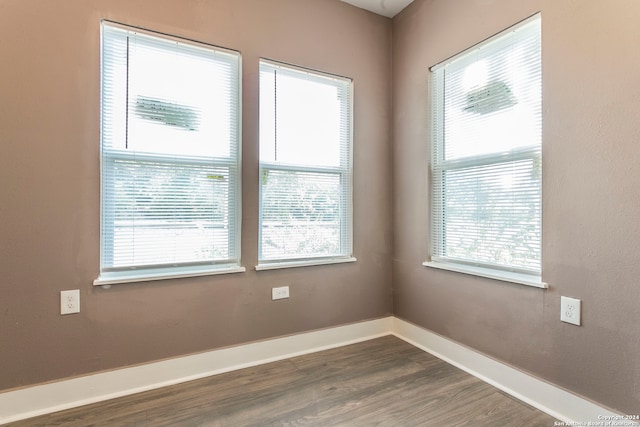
6,336,557,426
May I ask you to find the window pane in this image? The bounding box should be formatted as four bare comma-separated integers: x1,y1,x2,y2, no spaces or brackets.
104,31,238,158
259,65,348,168
260,170,342,260
442,21,541,160
104,159,231,268
441,159,541,271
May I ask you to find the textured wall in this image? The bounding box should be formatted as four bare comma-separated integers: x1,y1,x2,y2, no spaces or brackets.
0,0,393,391
392,0,640,414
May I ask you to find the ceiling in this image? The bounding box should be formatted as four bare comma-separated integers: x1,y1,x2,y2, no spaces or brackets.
340,0,415,18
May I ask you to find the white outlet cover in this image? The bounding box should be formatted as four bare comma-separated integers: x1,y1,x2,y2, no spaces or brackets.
60,289,80,315
560,296,581,326
271,286,290,300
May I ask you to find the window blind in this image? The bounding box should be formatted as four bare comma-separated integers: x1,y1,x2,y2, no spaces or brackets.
98,22,241,283
258,60,353,263
430,15,542,277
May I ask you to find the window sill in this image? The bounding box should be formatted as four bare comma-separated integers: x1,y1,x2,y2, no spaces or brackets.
422,261,548,289
256,257,357,271
94,265,246,287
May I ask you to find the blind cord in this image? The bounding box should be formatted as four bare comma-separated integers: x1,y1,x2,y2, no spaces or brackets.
273,69,277,162
125,36,130,150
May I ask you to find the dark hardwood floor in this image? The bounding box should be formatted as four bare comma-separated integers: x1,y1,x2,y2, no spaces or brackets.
7,336,557,426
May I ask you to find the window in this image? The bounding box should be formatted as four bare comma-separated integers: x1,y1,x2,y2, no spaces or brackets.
257,60,354,269
426,15,545,287
96,22,243,285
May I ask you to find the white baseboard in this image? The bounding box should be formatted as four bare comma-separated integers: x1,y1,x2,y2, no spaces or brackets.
0,317,393,425
392,318,635,425
1,316,633,426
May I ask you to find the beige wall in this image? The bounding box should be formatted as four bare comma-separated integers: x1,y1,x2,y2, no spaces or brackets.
0,0,393,391
393,0,640,415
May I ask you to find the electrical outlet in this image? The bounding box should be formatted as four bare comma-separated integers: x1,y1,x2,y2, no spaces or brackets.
560,296,581,326
272,286,290,301
60,290,80,315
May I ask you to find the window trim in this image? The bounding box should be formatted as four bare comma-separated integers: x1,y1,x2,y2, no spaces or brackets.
255,256,357,272
422,261,547,289
94,265,246,287
96,21,244,285
256,59,355,270
426,14,545,288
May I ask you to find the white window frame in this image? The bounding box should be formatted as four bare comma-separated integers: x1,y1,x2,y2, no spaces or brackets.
424,14,547,289
256,59,355,271
95,21,244,286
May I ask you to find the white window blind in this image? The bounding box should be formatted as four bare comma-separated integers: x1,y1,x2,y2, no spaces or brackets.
429,15,542,281
258,60,353,265
97,22,242,284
